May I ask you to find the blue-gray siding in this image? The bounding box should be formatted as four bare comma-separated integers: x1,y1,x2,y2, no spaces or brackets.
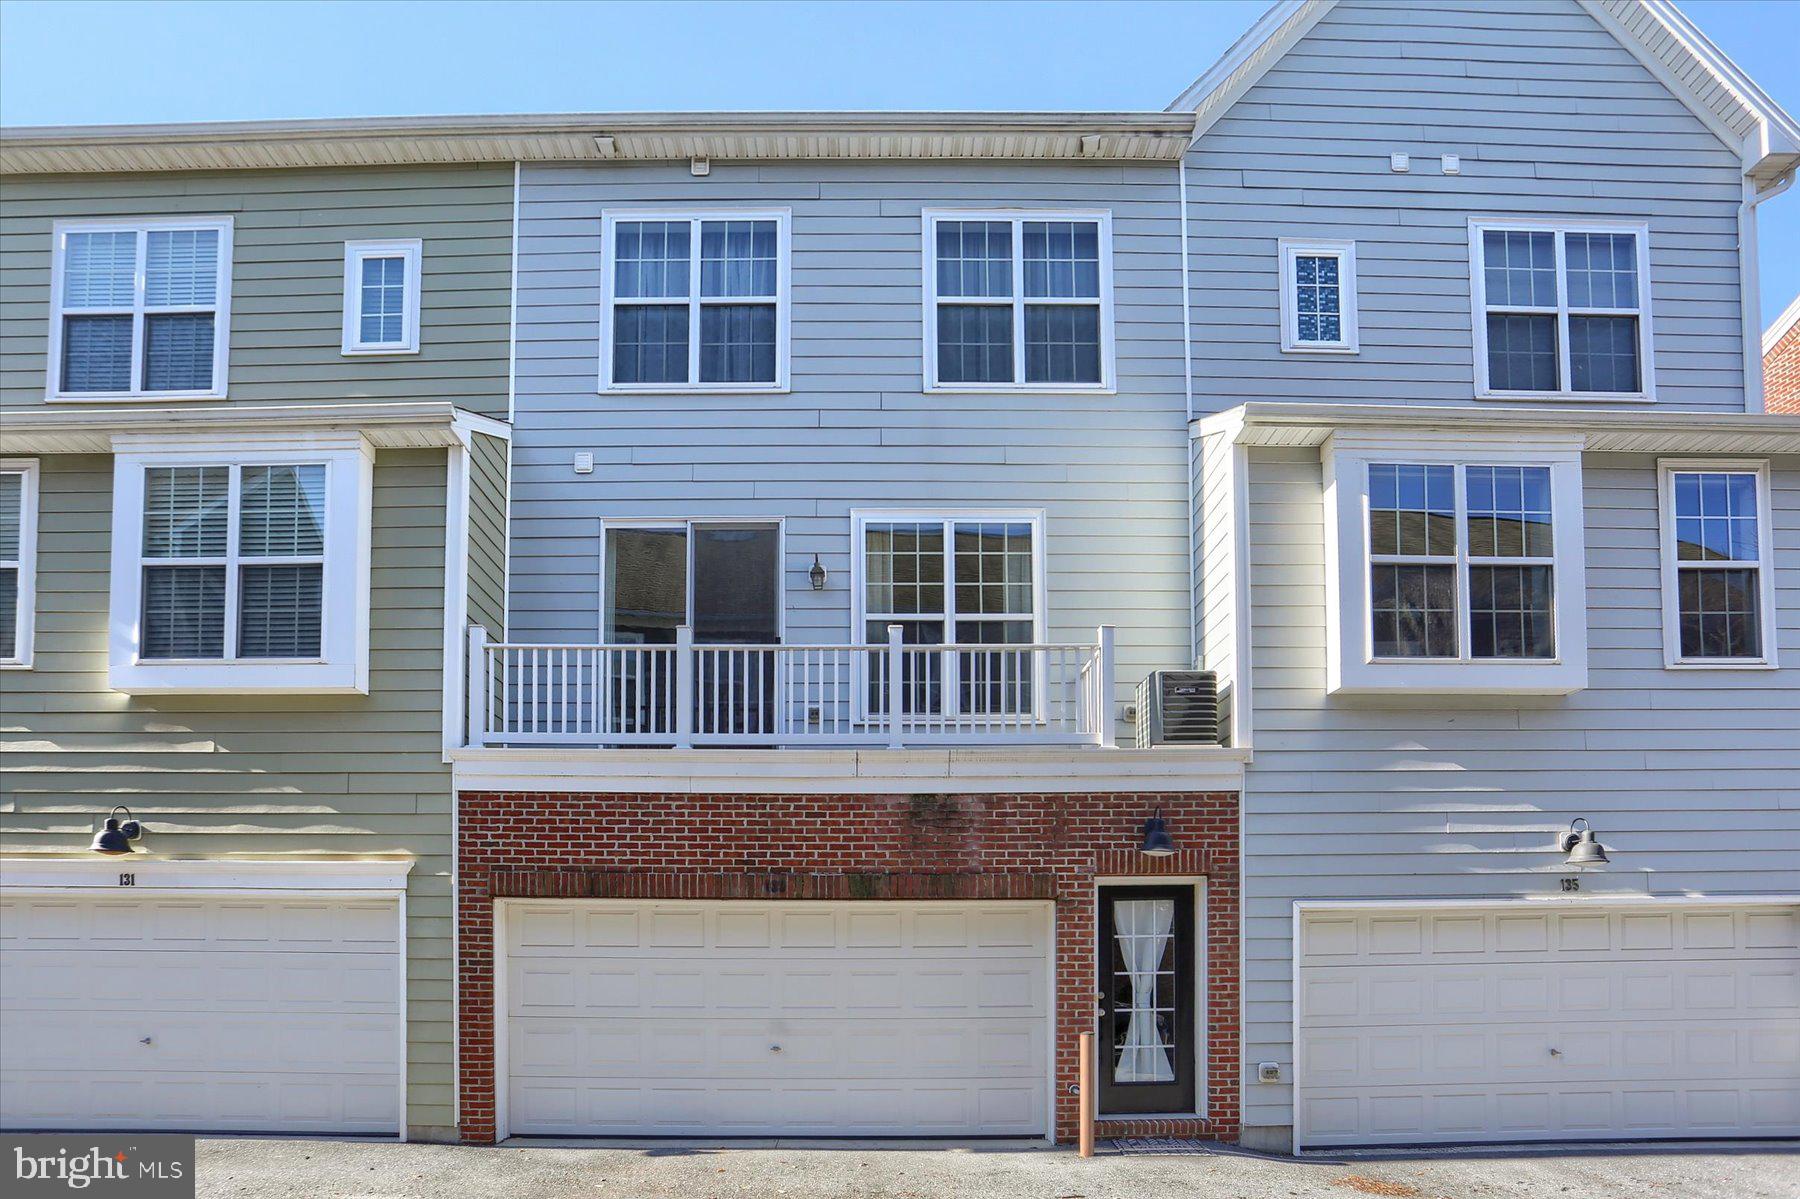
1184,0,1749,415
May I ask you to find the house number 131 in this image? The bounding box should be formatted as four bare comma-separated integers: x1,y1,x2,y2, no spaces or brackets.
118,872,135,887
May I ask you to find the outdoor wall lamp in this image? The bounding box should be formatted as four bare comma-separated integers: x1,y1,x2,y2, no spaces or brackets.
90,806,143,855
1139,809,1175,857
810,554,828,591
1560,817,1609,869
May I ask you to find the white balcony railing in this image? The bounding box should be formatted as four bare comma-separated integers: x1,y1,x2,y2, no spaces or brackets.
466,624,1116,749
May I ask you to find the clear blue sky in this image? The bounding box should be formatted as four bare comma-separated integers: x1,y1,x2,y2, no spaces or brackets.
2,0,1794,326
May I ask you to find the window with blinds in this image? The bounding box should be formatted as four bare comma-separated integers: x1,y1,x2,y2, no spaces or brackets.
139,463,327,661
342,239,422,354
0,464,36,665
51,219,231,399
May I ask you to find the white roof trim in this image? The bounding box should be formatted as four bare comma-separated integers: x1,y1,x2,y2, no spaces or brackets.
0,112,1196,174
0,400,509,456
1197,402,1800,456
1167,0,1800,183
0,856,414,893
1765,293,1800,356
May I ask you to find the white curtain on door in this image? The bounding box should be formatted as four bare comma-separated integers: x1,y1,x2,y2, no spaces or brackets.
1113,897,1176,1083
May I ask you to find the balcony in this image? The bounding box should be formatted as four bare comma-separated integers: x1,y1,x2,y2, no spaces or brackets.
466,624,1117,749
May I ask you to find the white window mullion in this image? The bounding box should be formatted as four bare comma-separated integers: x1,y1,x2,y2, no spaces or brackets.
687,218,703,386
1553,233,1573,394
223,463,242,661
1010,220,1027,386
1453,465,1473,665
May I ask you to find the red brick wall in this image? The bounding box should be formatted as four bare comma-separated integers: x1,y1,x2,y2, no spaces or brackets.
1768,320,1800,414
457,790,1240,1145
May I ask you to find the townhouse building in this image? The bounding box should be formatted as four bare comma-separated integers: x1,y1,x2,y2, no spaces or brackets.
0,0,1796,1156
0,149,517,1140
1182,0,1800,1152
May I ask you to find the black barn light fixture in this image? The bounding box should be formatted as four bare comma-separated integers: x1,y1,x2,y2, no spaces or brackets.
1139,809,1176,857
90,806,143,855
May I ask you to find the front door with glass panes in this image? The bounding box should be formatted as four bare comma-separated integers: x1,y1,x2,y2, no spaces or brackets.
860,517,1040,723
602,522,780,737
1097,886,1196,1115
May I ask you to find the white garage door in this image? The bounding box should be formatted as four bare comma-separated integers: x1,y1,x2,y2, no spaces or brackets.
505,900,1051,1136
0,894,402,1134
1296,903,1800,1148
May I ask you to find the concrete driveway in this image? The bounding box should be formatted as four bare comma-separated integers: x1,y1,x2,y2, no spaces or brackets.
196,1137,1799,1199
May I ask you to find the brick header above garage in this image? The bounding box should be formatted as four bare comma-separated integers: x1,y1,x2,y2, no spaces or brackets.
456,789,1242,1145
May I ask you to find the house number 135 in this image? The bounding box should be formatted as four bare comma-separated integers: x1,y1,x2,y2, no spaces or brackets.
1559,876,1579,892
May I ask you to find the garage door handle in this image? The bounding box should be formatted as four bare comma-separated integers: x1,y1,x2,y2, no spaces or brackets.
139,1037,153,1046
769,1044,783,1053
1549,1048,1562,1057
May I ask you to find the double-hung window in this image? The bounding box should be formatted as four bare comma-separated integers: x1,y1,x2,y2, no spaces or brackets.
109,438,374,694
600,210,790,391
1278,238,1358,353
923,210,1114,391
1470,218,1653,399
342,239,422,354
1659,461,1778,668
1325,441,1588,694
49,217,232,400
854,510,1044,718
0,460,39,667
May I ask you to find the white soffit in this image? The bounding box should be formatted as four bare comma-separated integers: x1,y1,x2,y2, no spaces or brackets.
1202,402,1800,456
0,401,507,456
0,113,1195,174
1766,293,1800,357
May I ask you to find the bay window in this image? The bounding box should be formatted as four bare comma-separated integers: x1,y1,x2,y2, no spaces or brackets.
0,460,38,667
1325,440,1587,694
49,217,232,400
109,438,373,693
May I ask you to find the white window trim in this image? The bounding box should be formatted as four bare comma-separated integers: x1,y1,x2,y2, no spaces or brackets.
597,208,792,395
1278,237,1358,354
920,208,1117,395
849,507,1048,722
1467,216,1656,403
45,215,234,403
1656,457,1779,671
107,432,374,695
342,238,423,355
0,458,40,669
1322,432,1589,695
594,517,789,644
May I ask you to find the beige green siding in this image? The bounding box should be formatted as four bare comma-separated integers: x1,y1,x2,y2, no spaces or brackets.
0,448,458,1137
0,164,513,417
467,431,508,638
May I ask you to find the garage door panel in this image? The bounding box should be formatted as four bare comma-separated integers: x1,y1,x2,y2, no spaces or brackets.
0,895,400,1134
505,901,1050,1136
1297,904,1800,1147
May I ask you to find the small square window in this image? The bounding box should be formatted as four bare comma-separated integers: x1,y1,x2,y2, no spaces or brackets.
342,240,422,354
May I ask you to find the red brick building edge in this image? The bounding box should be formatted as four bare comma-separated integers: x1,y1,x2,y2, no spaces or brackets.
456,790,1241,1145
